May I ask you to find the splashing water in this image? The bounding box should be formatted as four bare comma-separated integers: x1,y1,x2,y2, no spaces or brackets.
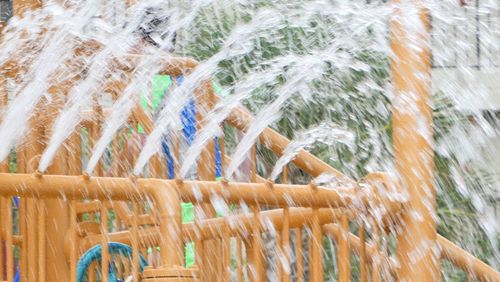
84,55,161,174
133,8,288,175
269,123,354,181
0,2,102,162
0,0,498,278
39,45,131,172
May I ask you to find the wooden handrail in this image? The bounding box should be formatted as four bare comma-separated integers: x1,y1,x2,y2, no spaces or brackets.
438,235,500,282
0,173,183,268
225,105,357,186
0,173,403,212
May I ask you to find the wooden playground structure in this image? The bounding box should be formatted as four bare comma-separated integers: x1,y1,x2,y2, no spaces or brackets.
0,1,499,281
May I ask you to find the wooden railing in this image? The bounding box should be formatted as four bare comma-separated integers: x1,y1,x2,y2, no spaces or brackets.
1,173,498,281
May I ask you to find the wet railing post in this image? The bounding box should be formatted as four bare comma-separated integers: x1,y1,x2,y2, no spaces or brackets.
4,196,14,282
280,188,291,280
24,101,45,282
295,228,304,282
337,215,350,282
44,85,72,282
195,81,221,281
390,1,440,280
131,202,140,282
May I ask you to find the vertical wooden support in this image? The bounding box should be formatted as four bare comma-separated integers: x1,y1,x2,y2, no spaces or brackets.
195,237,204,278
158,191,183,268
0,77,8,282
248,205,265,282
25,199,38,282
338,215,350,282
4,197,14,282
11,18,45,282
124,257,131,279
295,228,304,282
247,142,265,281
130,119,139,175
69,201,77,282
91,98,104,176
281,208,290,282
68,131,81,282
219,133,225,175
359,224,368,282
371,222,380,282
196,81,217,181
115,255,122,279
152,246,159,267
196,100,220,280
101,203,109,282
222,225,231,282
112,137,120,176
250,144,257,182
243,238,253,280
236,237,243,282
17,147,25,173
88,262,96,282
310,208,323,282
0,197,3,281
45,88,70,282
391,2,439,280
281,166,290,282
24,110,44,282
140,186,186,282
199,218,218,281
277,232,283,280
150,156,162,178
131,202,139,282
19,198,27,281
171,133,179,177
195,81,221,281
119,130,128,176
37,201,46,282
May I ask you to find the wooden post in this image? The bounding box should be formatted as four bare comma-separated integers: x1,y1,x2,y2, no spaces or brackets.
195,81,221,281
309,208,323,282
37,200,46,282
391,1,440,280
24,114,44,282
295,228,303,282
44,87,71,282
131,202,139,282
4,197,14,282
0,197,3,281
359,224,368,282
236,238,243,282
69,201,77,282
101,203,109,282
337,215,350,282
0,68,8,282
68,131,81,282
